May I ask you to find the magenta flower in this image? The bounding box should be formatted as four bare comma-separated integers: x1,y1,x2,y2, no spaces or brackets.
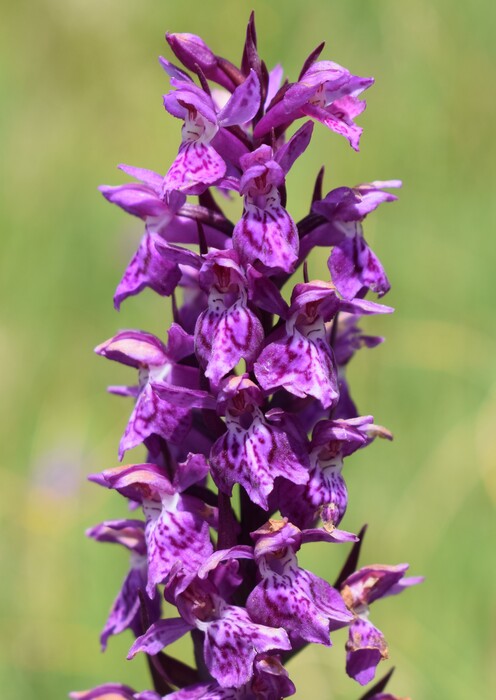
86,519,160,648
340,564,423,685
254,281,392,409
90,456,216,596
255,59,373,150
95,324,202,458
232,123,313,273
129,576,291,688
210,375,309,509
162,70,260,196
80,15,420,700
312,180,402,299
247,520,354,645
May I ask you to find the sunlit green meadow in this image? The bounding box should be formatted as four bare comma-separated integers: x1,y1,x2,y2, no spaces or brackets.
1,1,495,698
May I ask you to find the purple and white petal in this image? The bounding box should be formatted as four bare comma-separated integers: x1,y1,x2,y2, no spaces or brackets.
210,407,309,510
163,140,226,196
255,328,339,409
200,605,290,688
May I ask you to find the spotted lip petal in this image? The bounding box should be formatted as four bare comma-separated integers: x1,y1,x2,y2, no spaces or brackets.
248,565,352,646
201,605,291,688
144,498,213,596
233,203,299,274
193,251,264,386
119,383,192,458
90,462,215,596
210,379,309,509
254,328,339,409
196,300,264,385
163,140,227,196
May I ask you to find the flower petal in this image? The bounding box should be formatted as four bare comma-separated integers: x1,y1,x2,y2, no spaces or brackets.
114,232,181,309
233,203,298,274
255,331,339,409
163,141,226,196
202,606,290,688
346,618,388,686
128,618,193,659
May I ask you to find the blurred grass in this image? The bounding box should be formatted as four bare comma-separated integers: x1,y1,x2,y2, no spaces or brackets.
1,0,495,698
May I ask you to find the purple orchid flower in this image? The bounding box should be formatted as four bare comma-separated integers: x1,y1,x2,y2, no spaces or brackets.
86,519,160,649
275,417,392,529
209,375,309,509
156,244,265,386
254,281,393,409
255,60,373,150
232,123,313,273
95,324,203,458
246,519,354,646
312,181,402,299
129,575,291,689
99,166,230,309
146,654,295,700
195,250,264,385
161,70,260,196
340,564,423,685
89,456,216,597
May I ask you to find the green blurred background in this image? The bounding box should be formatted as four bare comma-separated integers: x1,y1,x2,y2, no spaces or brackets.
1,0,495,697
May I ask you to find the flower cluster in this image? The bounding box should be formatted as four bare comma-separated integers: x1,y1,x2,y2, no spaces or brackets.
74,15,421,700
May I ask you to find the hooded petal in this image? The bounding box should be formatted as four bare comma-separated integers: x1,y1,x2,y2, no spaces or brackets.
69,684,136,700
95,330,168,369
